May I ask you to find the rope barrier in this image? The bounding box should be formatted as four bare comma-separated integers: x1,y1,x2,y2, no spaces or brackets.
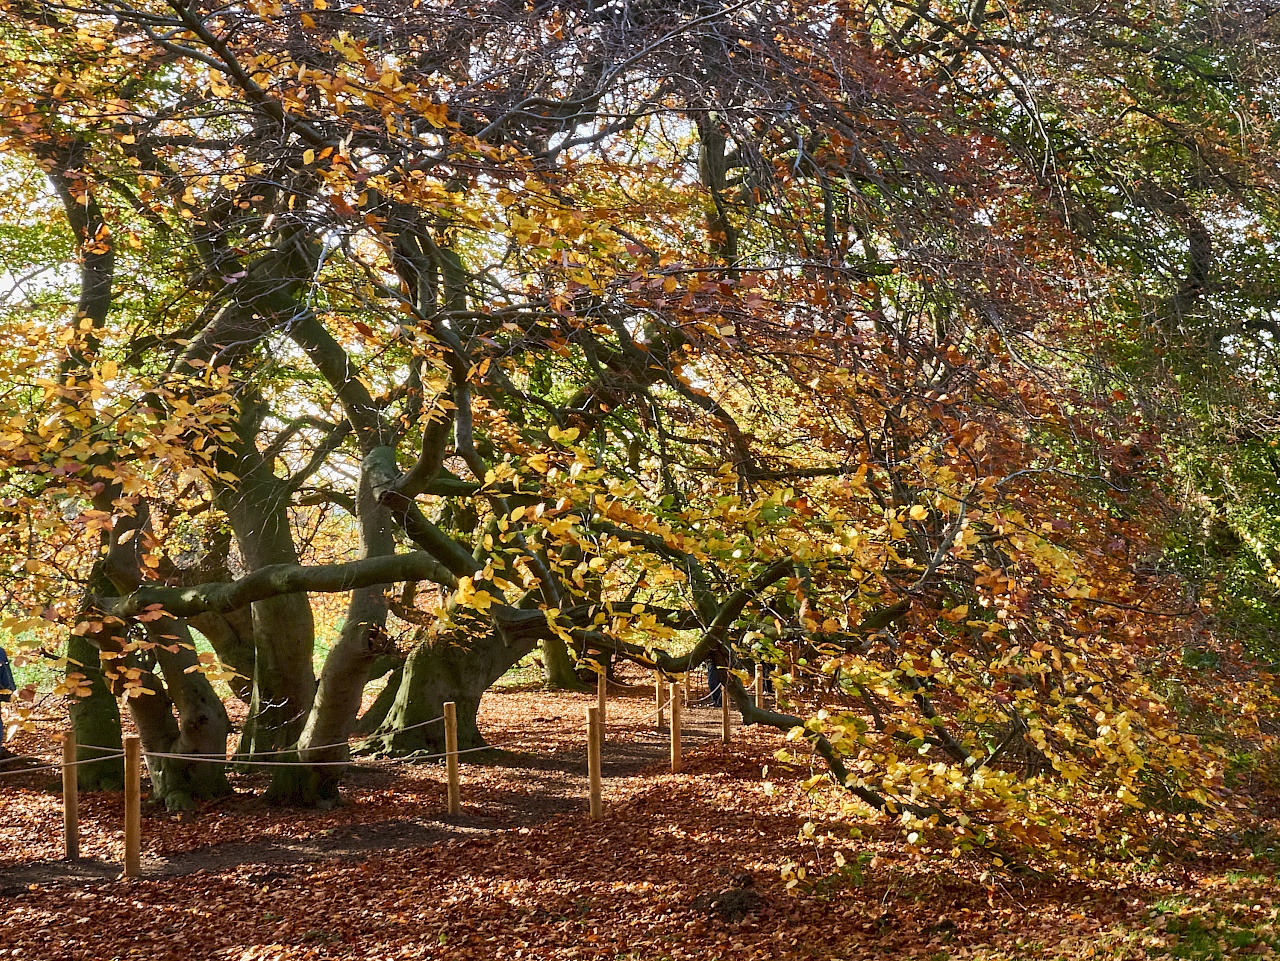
139,751,382,769
643,695,675,725
47,742,121,754
1,708,678,778
0,752,125,779
224,713,448,758
3,690,713,779
68,714,449,765
139,732,536,767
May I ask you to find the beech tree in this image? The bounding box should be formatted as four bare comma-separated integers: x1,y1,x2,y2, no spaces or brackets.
0,0,1269,860
1026,1,1280,661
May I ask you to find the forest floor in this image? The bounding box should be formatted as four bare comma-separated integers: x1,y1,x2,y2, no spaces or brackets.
1,682,1279,961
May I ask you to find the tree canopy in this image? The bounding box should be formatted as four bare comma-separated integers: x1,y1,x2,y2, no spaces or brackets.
1,0,1278,862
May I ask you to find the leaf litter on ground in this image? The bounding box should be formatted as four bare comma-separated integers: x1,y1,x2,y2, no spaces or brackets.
1,684,1279,960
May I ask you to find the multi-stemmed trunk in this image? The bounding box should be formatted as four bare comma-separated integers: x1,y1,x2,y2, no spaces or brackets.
362,627,538,757
216,450,318,764
270,474,396,805
91,502,234,810
138,613,233,809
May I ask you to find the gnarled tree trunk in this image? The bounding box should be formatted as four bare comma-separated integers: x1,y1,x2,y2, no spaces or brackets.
362,627,537,757
94,503,232,810
216,436,318,762
66,633,124,791
269,473,396,805
143,614,232,809
540,635,587,691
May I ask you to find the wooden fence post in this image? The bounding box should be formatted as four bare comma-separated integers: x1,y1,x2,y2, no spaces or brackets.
586,705,603,819
62,730,79,861
597,669,607,747
655,673,665,729
721,690,731,745
444,701,460,815
670,681,682,774
754,664,764,707
123,735,141,879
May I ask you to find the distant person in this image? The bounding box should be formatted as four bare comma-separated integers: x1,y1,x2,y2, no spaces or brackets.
701,647,730,707
0,647,14,759
704,658,723,707
0,647,13,701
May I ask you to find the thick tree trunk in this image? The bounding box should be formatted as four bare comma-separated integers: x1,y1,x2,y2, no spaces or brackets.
540,635,588,691
92,504,232,809
116,657,192,810
66,633,124,791
354,659,404,735
110,636,231,810
268,475,396,805
362,628,537,757
144,615,232,809
218,464,317,760
188,608,255,703
234,593,316,759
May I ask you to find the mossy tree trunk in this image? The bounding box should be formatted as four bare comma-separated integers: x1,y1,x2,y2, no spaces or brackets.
66,633,124,791
540,635,588,691
216,422,318,762
362,627,538,758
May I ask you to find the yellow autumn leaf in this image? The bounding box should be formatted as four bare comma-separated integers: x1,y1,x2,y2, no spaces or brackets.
548,425,580,443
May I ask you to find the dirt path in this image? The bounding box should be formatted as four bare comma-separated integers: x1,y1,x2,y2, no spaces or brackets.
0,690,736,890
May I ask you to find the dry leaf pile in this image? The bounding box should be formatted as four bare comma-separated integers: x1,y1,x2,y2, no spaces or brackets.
2,688,1278,960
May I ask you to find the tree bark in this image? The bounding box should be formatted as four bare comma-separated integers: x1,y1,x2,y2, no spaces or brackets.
95,504,232,809
362,627,537,757
216,447,318,761
353,660,405,736
270,471,397,805
65,633,124,791
143,615,232,808
540,635,588,691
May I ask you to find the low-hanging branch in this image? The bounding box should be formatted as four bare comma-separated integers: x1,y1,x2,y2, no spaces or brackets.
720,672,956,825
94,551,459,619
580,559,799,675
588,588,911,678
